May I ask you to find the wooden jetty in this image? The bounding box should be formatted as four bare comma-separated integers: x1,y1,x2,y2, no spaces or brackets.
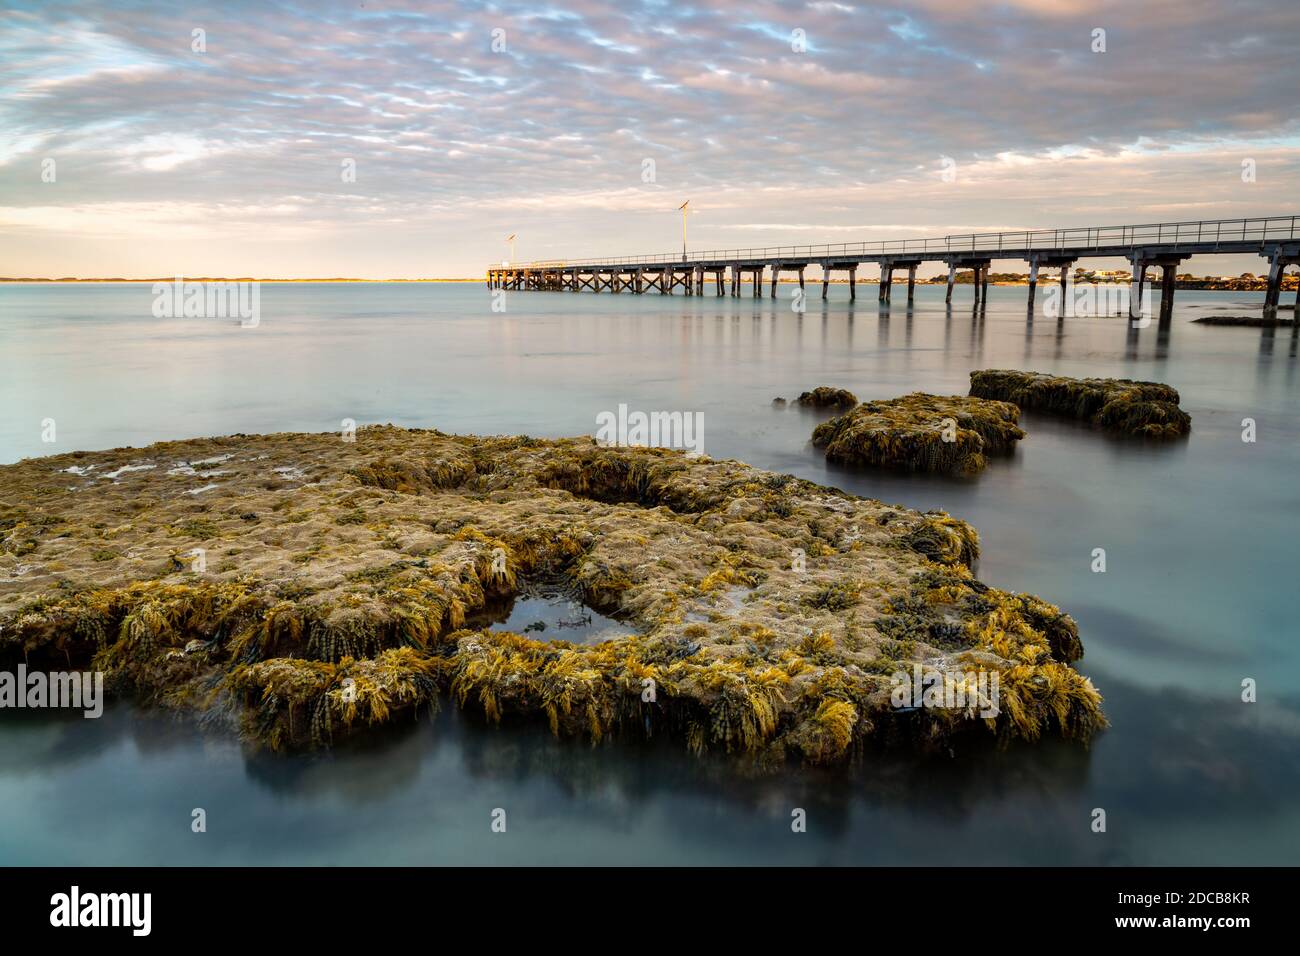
487,216,1300,321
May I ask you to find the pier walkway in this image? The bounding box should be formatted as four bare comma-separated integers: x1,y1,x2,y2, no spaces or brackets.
487,216,1300,320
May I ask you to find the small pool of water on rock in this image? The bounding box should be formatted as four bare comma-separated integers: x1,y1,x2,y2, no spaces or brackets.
471,583,637,645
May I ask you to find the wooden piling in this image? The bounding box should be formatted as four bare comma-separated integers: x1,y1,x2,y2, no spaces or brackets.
1129,258,1148,321
1265,253,1284,316
1159,264,1177,324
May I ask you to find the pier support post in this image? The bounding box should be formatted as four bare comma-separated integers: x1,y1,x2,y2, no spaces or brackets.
1159,263,1177,324
972,265,981,305
1264,252,1285,316
945,262,956,303
907,265,916,304
1129,255,1148,323
879,264,891,302
1027,259,1039,311
849,265,857,301
822,265,830,300
770,264,780,298
754,267,762,298
798,266,806,295
982,264,991,302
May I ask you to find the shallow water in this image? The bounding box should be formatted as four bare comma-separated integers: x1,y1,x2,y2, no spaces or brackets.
1,281,1298,865
471,587,636,645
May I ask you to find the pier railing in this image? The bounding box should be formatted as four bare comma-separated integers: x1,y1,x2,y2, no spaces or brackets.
500,215,1300,268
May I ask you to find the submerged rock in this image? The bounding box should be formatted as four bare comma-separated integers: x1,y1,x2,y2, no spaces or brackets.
812,393,1025,475
795,386,858,409
1192,315,1296,327
969,369,1190,438
0,427,1103,764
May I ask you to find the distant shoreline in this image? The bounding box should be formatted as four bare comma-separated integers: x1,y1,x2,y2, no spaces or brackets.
3,276,1295,292
0,277,481,284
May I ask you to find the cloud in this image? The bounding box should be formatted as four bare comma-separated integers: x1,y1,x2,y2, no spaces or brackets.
0,0,1297,276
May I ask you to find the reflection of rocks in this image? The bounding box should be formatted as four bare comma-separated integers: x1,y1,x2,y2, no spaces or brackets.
1,426,1102,764
4,673,1296,863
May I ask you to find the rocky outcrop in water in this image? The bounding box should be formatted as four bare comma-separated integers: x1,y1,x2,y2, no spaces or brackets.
812,393,1025,475
0,427,1104,765
970,369,1190,438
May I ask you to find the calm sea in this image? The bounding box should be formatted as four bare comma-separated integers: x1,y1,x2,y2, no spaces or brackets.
1,281,1297,865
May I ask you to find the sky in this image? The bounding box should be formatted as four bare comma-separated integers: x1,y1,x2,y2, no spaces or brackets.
2,0,1299,278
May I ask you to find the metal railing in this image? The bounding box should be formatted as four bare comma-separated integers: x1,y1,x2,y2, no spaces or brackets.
491,215,1300,269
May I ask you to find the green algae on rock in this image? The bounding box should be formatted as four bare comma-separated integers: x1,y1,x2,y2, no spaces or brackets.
811,393,1025,476
969,369,1191,438
0,427,1103,764
795,386,858,409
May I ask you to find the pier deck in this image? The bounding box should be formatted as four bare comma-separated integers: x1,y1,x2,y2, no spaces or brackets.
487,216,1300,320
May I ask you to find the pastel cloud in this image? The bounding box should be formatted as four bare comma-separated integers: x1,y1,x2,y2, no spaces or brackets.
0,0,1297,277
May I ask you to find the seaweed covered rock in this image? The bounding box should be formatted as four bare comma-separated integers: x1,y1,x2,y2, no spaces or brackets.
0,427,1103,764
970,369,1190,438
811,393,1025,475
1192,315,1295,327
795,386,858,409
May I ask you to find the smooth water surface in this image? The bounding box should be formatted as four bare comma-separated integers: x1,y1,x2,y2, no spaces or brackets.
1,281,1297,865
